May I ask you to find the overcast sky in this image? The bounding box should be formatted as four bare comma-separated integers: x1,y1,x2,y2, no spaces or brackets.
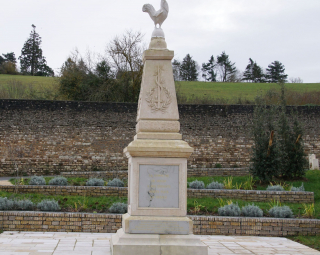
1,0,320,83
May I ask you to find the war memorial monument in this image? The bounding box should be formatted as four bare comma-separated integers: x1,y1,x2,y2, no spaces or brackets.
110,0,208,254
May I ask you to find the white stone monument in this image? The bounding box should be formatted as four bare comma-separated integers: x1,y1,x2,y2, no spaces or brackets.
309,154,319,170
110,1,208,254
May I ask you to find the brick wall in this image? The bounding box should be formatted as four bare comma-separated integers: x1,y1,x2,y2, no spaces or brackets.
1,211,319,236
0,100,319,176
0,185,314,203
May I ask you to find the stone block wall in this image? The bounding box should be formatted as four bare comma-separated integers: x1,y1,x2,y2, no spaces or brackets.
0,100,319,176
1,211,319,236
0,185,314,203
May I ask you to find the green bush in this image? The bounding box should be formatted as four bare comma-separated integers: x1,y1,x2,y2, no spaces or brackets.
14,199,34,210
269,206,293,218
218,203,241,216
189,180,205,189
266,185,284,191
291,183,305,192
29,176,46,185
86,178,105,186
48,177,68,186
241,204,263,217
109,202,127,214
206,181,224,189
107,178,124,187
37,199,60,211
0,197,14,210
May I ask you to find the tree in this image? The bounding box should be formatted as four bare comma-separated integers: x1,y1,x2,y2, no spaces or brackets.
19,24,54,76
172,59,181,81
242,58,265,83
0,52,18,74
266,61,287,83
179,54,198,81
106,30,144,102
201,55,217,82
216,51,236,82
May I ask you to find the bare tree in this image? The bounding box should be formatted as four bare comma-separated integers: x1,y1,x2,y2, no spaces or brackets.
106,30,145,101
289,77,303,83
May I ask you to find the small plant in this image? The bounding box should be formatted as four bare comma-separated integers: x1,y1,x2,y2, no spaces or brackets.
218,203,241,216
0,197,14,210
48,176,68,186
302,203,315,218
231,164,239,168
268,199,282,208
291,183,305,192
243,176,255,190
223,177,233,189
37,199,60,211
14,199,34,210
206,181,224,189
86,178,105,186
214,163,222,168
29,176,46,185
234,183,243,190
266,185,284,191
241,204,263,217
189,180,205,189
107,178,124,187
217,198,233,208
109,202,127,213
19,178,27,185
190,200,205,214
269,206,293,218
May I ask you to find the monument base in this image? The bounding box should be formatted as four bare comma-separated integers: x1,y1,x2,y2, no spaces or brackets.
111,228,208,255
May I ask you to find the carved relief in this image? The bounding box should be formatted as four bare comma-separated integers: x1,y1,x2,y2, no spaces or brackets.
145,66,172,112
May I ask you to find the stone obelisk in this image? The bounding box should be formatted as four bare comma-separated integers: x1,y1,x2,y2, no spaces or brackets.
110,1,208,254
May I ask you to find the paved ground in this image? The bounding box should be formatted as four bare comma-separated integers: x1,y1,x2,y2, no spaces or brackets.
0,231,319,255
0,177,12,186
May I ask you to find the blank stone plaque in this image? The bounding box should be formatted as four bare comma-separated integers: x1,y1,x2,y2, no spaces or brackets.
139,165,179,208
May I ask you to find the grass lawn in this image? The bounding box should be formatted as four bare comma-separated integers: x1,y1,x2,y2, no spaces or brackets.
176,81,320,102
288,236,320,251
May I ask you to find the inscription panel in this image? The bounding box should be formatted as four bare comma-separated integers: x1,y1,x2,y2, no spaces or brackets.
139,165,179,208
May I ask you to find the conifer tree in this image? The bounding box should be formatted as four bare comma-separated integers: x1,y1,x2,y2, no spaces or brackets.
266,61,287,83
201,55,217,82
216,51,236,82
179,54,199,81
19,24,54,76
242,58,265,83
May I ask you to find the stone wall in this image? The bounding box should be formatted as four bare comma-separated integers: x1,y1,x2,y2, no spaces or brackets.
0,185,314,203
0,99,319,176
1,211,319,236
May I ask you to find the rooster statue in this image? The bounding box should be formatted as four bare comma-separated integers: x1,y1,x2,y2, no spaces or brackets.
142,0,169,29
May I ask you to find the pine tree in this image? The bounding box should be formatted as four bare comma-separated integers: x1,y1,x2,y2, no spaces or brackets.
201,55,217,82
266,61,287,83
19,24,54,76
172,59,181,81
243,58,265,83
216,51,236,82
179,54,198,81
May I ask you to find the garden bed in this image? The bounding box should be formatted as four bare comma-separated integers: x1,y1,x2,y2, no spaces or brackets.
0,185,313,203
1,211,319,237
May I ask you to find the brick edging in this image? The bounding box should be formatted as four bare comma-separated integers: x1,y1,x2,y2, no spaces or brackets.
1,211,319,236
0,185,314,203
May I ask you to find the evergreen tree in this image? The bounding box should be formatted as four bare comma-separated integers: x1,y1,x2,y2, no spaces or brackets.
201,55,217,82
179,54,198,81
0,52,18,74
242,58,265,83
266,61,287,83
19,24,54,76
216,51,236,82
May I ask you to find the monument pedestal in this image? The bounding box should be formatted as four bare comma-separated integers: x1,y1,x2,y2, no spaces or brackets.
110,36,208,254
111,229,207,255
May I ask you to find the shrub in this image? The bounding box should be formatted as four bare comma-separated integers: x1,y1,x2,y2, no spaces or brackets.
37,199,60,211
189,180,205,189
107,178,124,187
269,206,293,218
109,202,127,213
48,177,68,186
214,163,222,168
0,197,14,210
14,199,34,210
266,185,284,191
241,204,263,217
29,176,46,185
218,203,241,216
86,178,105,186
206,181,224,189
291,183,305,192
